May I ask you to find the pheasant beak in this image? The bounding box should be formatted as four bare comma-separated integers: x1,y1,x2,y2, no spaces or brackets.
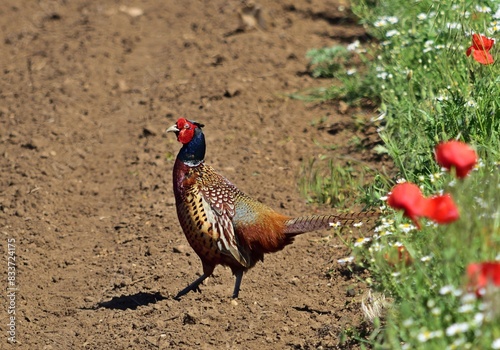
165,124,180,134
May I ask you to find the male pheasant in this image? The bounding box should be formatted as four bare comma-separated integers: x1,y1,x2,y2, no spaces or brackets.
167,118,375,299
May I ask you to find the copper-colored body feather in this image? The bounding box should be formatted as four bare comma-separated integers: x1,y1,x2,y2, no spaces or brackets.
173,160,292,271
168,118,377,299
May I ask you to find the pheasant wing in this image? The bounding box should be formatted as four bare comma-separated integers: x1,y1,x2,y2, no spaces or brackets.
198,173,250,268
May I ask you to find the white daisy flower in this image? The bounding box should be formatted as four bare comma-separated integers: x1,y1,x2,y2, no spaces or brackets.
420,255,432,262
457,304,474,313
417,330,443,342
374,19,388,27
461,293,477,304
431,307,441,316
449,337,467,349
445,322,470,336
346,40,360,51
386,29,400,37
369,242,384,252
472,312,484,326
475,5,491,13
439,285,455,295
403,318,414,327
377,71,392,80
435,94,449,101
386,16,399,24
378,230,394,237
446,22,462,30
337,256,355,265
346,68,357,75
489,21,500,33
464,100,477,108
399,223,416,233
354,237,371,247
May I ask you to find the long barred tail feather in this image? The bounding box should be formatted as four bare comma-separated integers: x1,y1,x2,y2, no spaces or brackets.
283,210,379,236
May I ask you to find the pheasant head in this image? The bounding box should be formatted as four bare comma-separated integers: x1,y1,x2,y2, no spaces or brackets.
166,118,206,166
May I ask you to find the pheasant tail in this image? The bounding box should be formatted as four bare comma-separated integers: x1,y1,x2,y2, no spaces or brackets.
283,210,379,236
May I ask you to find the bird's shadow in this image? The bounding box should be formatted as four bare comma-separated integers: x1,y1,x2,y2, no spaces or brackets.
293,305,331,315
82,292,168,311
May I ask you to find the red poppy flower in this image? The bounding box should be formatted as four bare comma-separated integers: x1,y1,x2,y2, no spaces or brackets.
466,262,500,296
388,183,460,229
435,141,477,178
387,183,428,229
466,33,495,65
422,194,460,224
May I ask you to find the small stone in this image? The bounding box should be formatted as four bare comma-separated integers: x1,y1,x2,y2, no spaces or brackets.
231,299,238,306
238,3,266,31
224,81,243,97
142,125,157,137
140,180,151,190
117,79,129,92
173,245,189,254
182,313,196,325
338,101,349,114
119,6,143,18
114,221,129,230
145,245,159,256
22,138,44,150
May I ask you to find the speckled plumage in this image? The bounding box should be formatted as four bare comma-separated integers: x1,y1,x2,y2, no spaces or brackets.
167,118,377,299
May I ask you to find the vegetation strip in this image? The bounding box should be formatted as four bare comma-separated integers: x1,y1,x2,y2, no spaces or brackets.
305,1,500,348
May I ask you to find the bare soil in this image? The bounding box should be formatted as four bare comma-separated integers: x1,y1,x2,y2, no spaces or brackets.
0,1,389,349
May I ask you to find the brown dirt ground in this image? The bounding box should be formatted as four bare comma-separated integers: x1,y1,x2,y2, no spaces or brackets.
0,1,390,349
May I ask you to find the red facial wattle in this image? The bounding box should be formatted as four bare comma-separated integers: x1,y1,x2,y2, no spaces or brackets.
176,118,197,144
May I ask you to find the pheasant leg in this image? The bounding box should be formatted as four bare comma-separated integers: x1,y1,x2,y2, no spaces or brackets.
174,273,209,299
232,270,244,299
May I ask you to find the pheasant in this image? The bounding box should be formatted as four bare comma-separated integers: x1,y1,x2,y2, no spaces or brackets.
167,118,376,299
